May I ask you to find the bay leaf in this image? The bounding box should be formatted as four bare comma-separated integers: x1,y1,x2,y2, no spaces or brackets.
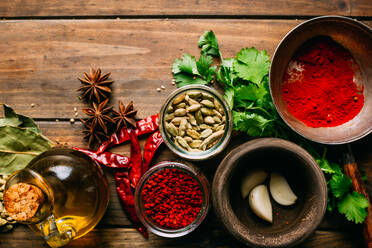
0,104,41,133
0,126,53,175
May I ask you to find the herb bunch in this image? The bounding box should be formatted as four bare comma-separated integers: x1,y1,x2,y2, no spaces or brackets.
171,31,369,224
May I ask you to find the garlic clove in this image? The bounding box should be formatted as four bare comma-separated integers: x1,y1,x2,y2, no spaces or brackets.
249,185,273,223
269,172,298,206
241,170,268,199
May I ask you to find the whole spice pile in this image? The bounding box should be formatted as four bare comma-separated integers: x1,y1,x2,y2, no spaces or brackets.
75,69,164,238
282,36,364,127
78,68,137,148
142,168,203,229
0,175,16,232
165,90,226,152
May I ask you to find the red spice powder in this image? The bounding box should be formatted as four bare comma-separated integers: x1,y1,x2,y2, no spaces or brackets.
141,168,203,229
282,36,364,127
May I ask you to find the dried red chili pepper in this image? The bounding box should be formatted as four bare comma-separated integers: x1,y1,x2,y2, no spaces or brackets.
98,114,159,154
115,171,148,238
142,131,163,174
72,147,130,168
142,168,203,229
128,130,143,188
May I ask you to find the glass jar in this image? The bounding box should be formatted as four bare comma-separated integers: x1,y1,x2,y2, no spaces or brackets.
134,161,210,238
159,85,233,161
3,148,110,247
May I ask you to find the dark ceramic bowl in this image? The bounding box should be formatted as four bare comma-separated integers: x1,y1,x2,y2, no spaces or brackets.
212,138,327,248
270,16,372,144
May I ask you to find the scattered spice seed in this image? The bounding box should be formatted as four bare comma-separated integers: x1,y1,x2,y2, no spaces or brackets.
74,107,77,112
70,118,75,124
55,119,59,122
142,168,203,229
30,103,35,108
161,85,165,90
156,88,161,92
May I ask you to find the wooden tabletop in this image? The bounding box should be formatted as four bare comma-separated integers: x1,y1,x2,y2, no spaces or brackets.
0,1,371,247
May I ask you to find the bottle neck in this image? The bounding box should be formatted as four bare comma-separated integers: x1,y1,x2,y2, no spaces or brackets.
39,214,76,248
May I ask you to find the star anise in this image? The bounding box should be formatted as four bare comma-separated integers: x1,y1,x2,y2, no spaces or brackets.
82,99,115,135
112,100,137,131
81,119,106,148
77,68,113,103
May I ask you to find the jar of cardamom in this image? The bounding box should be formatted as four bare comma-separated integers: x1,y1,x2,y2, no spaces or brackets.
159,85,232,161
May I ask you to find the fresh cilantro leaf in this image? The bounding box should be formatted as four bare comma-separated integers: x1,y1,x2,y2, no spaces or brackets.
224,87,234,110
173,74,208,87
235,83,267,103
172,54,199,75
318,159,343,174
196,53,216,83
232,111,273,136
172,53,215,87
330,173,352,198
198,30,221,58
216,58,235,87
233,47,270,86
338,191,369,224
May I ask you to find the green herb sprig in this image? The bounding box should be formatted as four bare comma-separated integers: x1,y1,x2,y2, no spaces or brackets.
171,30,369,224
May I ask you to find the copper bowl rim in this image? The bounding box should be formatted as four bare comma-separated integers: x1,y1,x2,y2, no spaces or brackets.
269,15,372,145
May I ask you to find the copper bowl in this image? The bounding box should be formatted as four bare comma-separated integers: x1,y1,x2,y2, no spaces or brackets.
270,16,372,144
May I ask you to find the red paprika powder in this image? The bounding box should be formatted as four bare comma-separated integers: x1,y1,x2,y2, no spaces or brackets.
141,168,203,229
282,36,364,127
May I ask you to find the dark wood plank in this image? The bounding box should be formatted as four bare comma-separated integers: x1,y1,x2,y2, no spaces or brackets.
1,19,371,120
351,0,372,16
0,225,364,248
0,0,353,17
0,19,299,119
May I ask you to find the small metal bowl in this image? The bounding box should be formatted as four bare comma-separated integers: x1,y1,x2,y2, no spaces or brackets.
134,161,210,238
212,138,327,248
159,85,233,161
270,16,372,144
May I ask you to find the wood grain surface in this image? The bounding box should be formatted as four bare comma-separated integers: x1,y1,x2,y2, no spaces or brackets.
0,3,371,247
0,19,370,120
0,0,357,17
0,225,365,248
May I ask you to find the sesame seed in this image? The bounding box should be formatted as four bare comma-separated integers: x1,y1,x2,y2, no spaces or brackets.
161,85,165,90
156,88,161,92
70,118,75,124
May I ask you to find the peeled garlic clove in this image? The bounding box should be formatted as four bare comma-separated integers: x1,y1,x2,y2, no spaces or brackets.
240,170,268,199
249,185,272,223
269,172,298,206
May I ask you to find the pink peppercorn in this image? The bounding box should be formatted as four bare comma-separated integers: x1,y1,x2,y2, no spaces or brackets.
141,168,203,229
